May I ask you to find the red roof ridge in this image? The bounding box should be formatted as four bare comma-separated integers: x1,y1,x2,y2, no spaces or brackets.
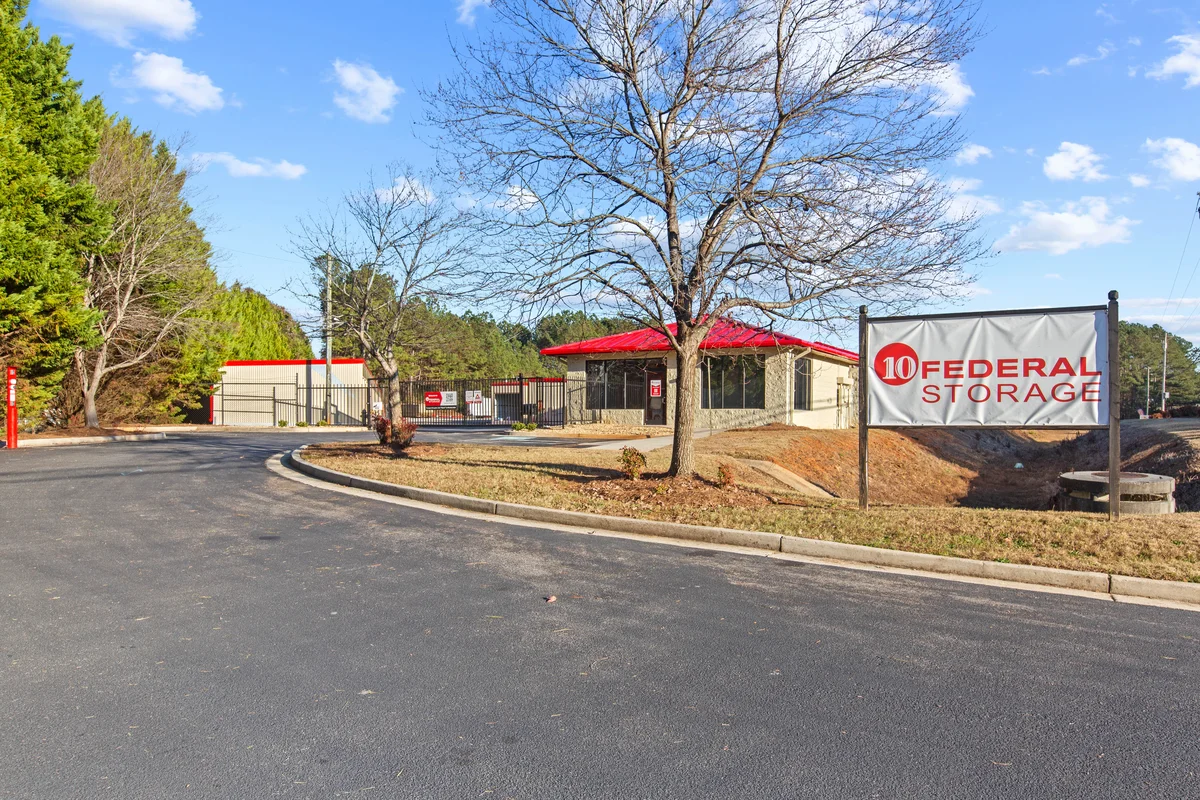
539,317,858,361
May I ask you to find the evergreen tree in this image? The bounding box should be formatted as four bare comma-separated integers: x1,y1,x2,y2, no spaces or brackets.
1119,321,1200,415
0,0,107,423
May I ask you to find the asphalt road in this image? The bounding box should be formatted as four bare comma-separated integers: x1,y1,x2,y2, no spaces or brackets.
1,432,1197,799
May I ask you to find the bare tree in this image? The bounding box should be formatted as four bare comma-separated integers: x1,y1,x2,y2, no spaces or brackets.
431,0,985,476
291,164,480,419
74,119,213,428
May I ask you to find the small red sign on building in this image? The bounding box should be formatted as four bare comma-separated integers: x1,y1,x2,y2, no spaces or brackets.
649,380,662,398
424,391,443,407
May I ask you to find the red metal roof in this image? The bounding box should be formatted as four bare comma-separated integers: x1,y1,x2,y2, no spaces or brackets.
539,318,858,361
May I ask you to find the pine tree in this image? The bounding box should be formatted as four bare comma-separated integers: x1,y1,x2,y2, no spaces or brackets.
0,0,107,424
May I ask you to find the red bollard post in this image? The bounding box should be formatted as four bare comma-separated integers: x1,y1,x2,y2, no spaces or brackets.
5,367,16,450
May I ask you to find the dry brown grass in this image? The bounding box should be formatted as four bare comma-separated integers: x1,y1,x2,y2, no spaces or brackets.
305,442,1200,583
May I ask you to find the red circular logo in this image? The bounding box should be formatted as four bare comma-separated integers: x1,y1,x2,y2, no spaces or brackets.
874,342,919,386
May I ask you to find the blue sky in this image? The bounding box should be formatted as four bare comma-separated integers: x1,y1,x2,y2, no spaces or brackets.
25,0,1200,346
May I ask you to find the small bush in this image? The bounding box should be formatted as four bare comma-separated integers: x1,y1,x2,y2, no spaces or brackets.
511,421,528,431
619,446,647,480
296,420,308,427
389,419,417,452
317,419,331,427
526,422,538,431
277,419,288,427
717,462,736,488
375,417,393,445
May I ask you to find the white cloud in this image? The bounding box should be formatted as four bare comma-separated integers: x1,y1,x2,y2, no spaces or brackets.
954,143,992,166
1043,142,1108,182
191,152,306,180
997,197,1136,255
1095,4,1119,24
128,52,222,113
1128,37,1142,47
456,0,491,26
1044,273,1063,280
1031,66,1053,76
331,60,401,123
377,176,436,204
1067,43,1114,67
1128,173,1151,188
42,0,197,46
928,64,974,115
1145,137,1200,181
1148,35,1200,88
945,177,1002,221
495,184,539,213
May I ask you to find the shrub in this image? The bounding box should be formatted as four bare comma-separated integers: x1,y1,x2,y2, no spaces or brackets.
717,462,736,488
277,419,288,427
389,419,417,452
317,419,331,427
619,446,647,480
526,422,538,431
375,417,393,445
511,421,529,431
296,420,308,427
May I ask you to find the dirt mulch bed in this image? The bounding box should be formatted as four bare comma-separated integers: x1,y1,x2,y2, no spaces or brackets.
304,442,1200,583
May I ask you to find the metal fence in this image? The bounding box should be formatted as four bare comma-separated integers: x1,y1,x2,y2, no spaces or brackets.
209,376,596,428
384,377,582,427
212,381,375,427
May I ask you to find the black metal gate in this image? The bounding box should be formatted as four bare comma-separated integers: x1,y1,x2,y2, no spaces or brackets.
380,376,571,427
209,375,588,428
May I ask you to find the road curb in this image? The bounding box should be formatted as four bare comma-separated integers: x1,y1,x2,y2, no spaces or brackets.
285,447,1200,606
9,432,167,448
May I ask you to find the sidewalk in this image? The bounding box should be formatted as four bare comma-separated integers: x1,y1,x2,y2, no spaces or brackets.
586,428,720,451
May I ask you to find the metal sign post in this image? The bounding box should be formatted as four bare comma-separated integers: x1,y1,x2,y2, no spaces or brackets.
5,367,17,450
858,306,869,509
1107,291,1120,520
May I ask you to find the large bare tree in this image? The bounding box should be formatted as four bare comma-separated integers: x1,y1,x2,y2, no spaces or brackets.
74,119,213,428
432,0,985,476
291,164,479,419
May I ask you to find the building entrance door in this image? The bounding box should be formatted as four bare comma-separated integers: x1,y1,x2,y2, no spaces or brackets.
645,367,666,425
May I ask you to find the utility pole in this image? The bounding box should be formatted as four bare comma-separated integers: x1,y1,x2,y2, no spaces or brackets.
1161,331,1168,414
1145,366,1151,416
325,252,333,424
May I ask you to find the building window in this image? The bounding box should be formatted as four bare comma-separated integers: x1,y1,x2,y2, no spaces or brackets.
794,357,813,410
701,355,766,409
585,360,661,409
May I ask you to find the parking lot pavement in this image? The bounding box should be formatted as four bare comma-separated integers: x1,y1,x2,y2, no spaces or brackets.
2,432,1198,799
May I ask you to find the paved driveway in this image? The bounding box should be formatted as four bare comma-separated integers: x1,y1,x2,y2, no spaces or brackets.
1,432,1197,799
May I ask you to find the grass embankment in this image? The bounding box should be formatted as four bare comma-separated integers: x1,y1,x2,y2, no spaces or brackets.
304,442,1200,583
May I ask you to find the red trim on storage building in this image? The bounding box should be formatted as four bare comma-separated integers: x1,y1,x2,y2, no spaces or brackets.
223,358,367,367
539,318,858,361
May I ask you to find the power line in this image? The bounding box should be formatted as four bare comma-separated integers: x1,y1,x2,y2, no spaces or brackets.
1167,193,1200,321
1172,249,1200,336
1170,194,1200,332
217,245,306,265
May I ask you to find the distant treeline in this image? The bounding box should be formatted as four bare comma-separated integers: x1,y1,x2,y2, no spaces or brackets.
333,306,636,380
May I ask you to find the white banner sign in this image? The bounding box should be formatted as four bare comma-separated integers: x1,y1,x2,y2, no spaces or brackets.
867,309,1108,427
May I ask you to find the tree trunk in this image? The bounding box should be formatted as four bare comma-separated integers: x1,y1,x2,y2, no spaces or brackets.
83,386,100,428
380,362,403,422
669,345,699,478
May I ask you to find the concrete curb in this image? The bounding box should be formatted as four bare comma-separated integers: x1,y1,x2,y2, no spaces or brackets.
10,432,167,448
285,447,1200,606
